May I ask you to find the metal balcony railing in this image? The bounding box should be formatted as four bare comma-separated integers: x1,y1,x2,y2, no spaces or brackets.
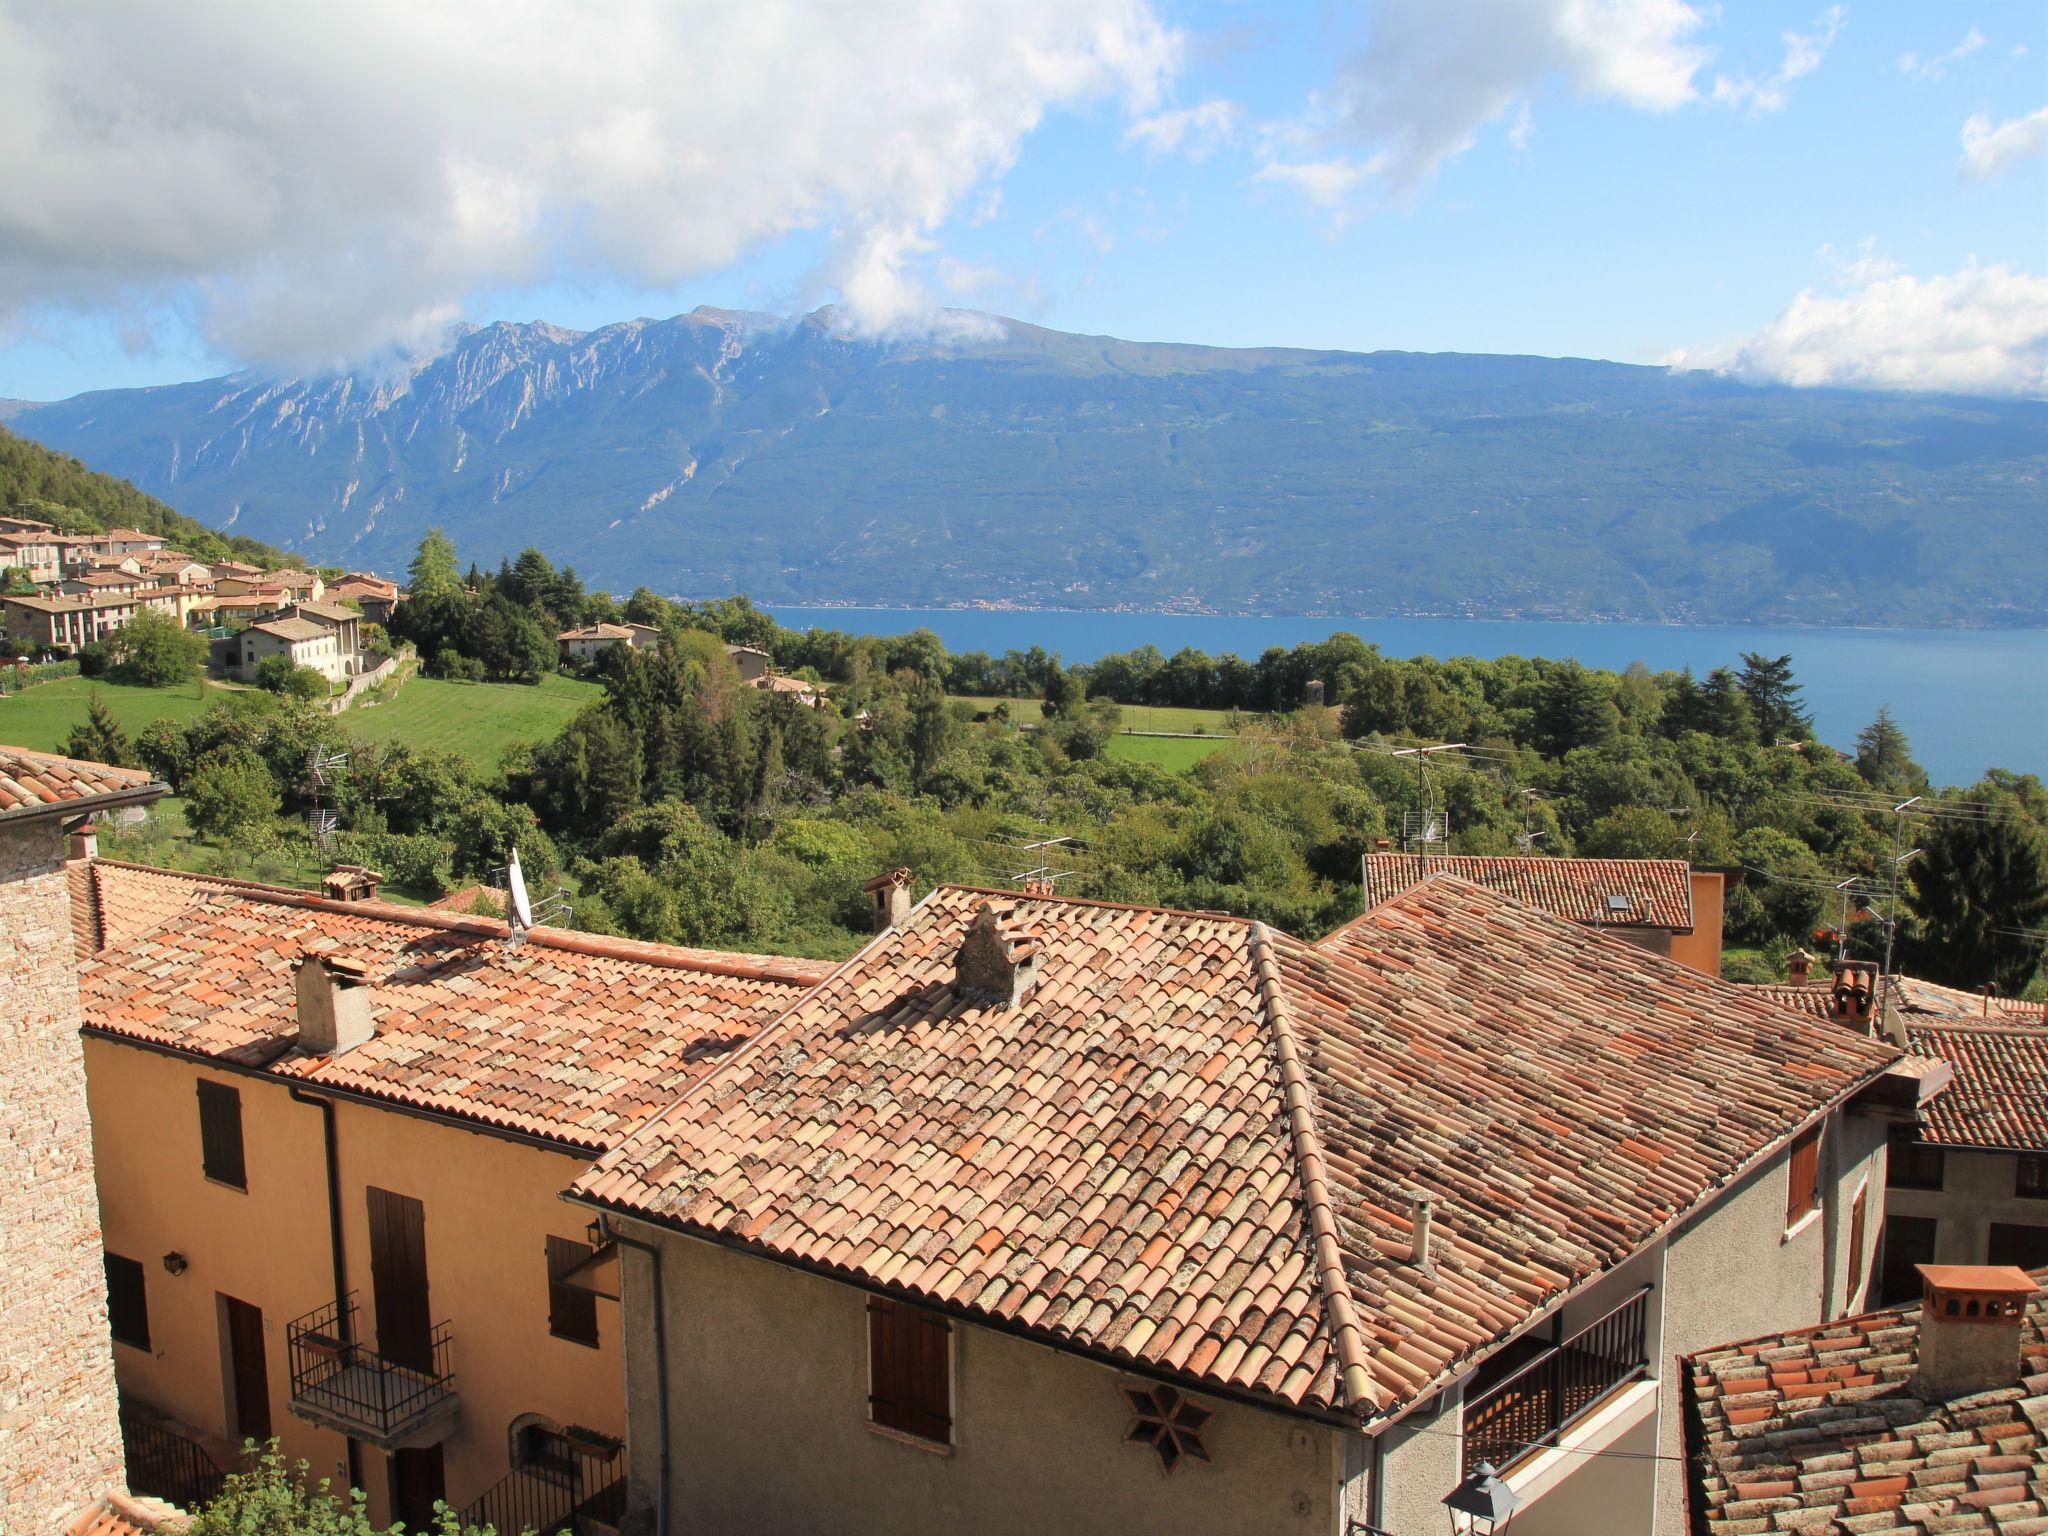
1461,1284,1652,1475
285,1294,458,1449
463,1442,626,1536
119,1402,228,1511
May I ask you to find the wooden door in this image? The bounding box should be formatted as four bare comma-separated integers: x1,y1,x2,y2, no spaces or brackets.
220,1294,271,1441
387,1445,445,1530
366,1187,433,1373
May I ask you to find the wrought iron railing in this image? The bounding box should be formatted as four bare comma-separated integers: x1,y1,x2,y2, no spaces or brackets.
119,1402,228,1510
286,1293,455,1441
1461,1285,1652,1474
463,1443,626,1535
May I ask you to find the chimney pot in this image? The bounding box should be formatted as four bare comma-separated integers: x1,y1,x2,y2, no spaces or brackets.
1785,948,1814,983
1914,1265,2037,1399
1375,838,1393,853
295,948,375,1054
1409,1192,1437,1273
955,902,1038,1008
68,822,99,861
1828,961,1876,1030
320,862,385,903
863,866,913,933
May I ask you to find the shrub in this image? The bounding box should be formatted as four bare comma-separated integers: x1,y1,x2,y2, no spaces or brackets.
255,654,330,701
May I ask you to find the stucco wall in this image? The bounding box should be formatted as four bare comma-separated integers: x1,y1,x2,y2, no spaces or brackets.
1888,1148,2048,1266
0,823,126,1534
84,1039,626,1526
618,1222,1342,1536
1369,1386,1466,1536
1672,872,1726,976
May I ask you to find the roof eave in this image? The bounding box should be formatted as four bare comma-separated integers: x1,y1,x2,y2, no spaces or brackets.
0,781,167,828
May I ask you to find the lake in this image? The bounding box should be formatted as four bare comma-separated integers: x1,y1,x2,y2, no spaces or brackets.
764,607,2048,787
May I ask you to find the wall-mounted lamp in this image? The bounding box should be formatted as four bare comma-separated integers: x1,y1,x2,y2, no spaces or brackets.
1444,1461,1518,1534
161,1252,188,1276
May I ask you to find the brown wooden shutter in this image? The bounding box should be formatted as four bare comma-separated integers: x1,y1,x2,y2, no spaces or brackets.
547,1235,600,1346
196,1079,246,1189
1845,1185,1868,1304
105,1253,149,1350
1786,1123,1821,1227
867,1296,950,1444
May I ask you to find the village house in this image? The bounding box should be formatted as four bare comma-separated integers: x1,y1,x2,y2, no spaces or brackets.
0,747,176,1536
0,512,55,535
1684,1263,2048,1533
328,574,401,625
207,559,265,582
281,600,368,672
2,586,204,654
66,853,832,1531
723,642,771,682
558,621,662,664
59,569,151,600
1,526,71,583
216,568,324,603
227,616,347,684
569,875,1934,1536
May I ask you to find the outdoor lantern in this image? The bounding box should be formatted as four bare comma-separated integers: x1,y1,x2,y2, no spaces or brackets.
161,1251,188,1276
1444,1462,1519,1534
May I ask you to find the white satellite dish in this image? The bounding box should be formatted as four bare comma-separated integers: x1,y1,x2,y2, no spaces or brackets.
507,847,535,929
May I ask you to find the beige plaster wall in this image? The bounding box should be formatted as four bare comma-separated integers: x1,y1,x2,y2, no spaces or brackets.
1370,1386,1466,1536
1887,1148,2048,1266
619,1222,1342,1536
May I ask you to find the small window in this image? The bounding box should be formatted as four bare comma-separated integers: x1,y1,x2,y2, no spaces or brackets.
2016,1156,2048,1200
1887,1129,1945,1192
517,1425,578,1485
546,1236,599,1347
867,1296,951,1445
105,1253,149,1350
1786,1123,1822,1228
1989,1222,2048,1269
196,1079,246,1190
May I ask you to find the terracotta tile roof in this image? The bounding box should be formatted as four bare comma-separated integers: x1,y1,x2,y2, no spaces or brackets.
246,616,329,643
1907,1024,2048,1151
0,746,163,822
1686,1280,2048,1534
63,1492,187,1535
74,860,831,1152
1357,853,1695,931
573,876,1898,1421
291,600,359,624
3,591,141,613
559,623,635,641
1742,977,2045,1028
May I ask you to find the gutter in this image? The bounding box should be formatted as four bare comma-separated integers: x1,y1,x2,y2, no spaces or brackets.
287,1085,362,1494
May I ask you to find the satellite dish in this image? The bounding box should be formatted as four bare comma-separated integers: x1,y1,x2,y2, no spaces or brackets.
507,848,535,929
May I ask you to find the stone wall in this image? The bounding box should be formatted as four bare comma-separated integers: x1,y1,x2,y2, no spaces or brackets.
0,821,125,1532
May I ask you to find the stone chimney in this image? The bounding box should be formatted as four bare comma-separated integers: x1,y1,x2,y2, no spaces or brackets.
319,863,384,903
1828,961,1876,1029
1020,877,1056,897
1375,838,1393,853
1304,678,1325,708
295,944,375,1055
1785,948,1814,983
67,821,99,861
862,866,913,933
1915,1265,2038,1399
955,902,1039,1008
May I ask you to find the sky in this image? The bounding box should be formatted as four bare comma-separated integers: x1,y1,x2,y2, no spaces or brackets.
1,0,2043,403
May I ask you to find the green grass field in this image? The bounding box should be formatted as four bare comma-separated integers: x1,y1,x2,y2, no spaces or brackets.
344,672,602,769
1106,734,1234,770
953,695,1241,735
0,675,230,754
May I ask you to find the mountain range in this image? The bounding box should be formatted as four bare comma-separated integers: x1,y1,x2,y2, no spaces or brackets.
6,308,2045,626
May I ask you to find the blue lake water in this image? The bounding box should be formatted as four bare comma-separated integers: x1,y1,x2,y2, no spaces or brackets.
765,607,2048,787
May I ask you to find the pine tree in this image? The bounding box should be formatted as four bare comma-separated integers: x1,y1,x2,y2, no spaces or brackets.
406,527,461,597
64,689,134,767
1854,707,1926,793
1738,652,1811,742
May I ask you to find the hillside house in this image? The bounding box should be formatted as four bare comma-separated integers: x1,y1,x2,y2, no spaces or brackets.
283,601,367,673
570,876,1934,1536
67,855,831,1530
1,527,68,583
216,569,324,603
558,622,661,663
59,570,150,600
328,575,401,625
3,587,202,654
724,642,770,681
1361,850,1726,973
230,616,346,684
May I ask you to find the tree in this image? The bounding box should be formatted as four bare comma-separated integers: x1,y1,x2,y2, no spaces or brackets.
188,1441,499,1535
1900,808,2048,993
114,607,208,686
1739,652,1811,743
185,747,281,842
406,527,461,598
1533,665,1617,757
1854,707,1926,793
64,690,135,767
255,654,329,700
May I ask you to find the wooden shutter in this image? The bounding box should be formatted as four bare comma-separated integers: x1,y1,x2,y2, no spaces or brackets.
196,1079,246,1189
1845,1185,1867,1305
868,1296,951,1444
366,1186,433,1373
1786,1123,1821,1227
105,1254,149,1350
221,1294,271,1441
547,1235,600,1346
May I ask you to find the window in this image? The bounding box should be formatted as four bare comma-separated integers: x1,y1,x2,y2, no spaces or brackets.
1887,1129,1945,1192
546,1236,599,1347
867,1296,951,1445
1845,1185,1868,1307
1989,1223,2048,1269
196,1079,246,1190
105,1253,149,1350
1876,1214,1937,1305
517,1424,577,1485
1786,1123,1822,1228
2017,1156,2048,1200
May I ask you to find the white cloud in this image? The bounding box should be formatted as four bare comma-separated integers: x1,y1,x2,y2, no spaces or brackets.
1663,261,2048,398
1962,105,2048,179
1896,26,1985,80
0,0,1176,369
1249,156,1382,209
1711,6,1846,116
1124,98,1241,160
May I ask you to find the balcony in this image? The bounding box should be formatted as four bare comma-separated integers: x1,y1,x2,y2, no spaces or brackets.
1461,1284,1652,1475
285,1294,460,1450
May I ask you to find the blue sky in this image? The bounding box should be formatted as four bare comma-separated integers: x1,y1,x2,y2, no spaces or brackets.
1,0,2043,401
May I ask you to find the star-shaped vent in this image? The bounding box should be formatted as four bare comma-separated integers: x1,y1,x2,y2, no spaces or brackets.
1122,1383,1212,1472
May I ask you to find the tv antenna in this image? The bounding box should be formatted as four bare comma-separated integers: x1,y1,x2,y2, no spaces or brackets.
494,848,570,946
304,746,350,851
1390,743,1464,872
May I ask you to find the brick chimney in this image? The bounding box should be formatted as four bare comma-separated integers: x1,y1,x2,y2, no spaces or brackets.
1828,961,1876,1029
1020,877,1055,897
319,863,384,903
67,821,99,861
1915,1265,2038,1399
955,902,1038,1008
863,866,913,933
1375,838,1393,852
295,944,375,1054
1785,948,1814,983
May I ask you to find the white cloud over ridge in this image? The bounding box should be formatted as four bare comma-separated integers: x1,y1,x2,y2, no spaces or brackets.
0,1,1176,370
1711,6,1845,116
1664,262,2048,399
1962,105,2048,179
1125,99,1241,161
